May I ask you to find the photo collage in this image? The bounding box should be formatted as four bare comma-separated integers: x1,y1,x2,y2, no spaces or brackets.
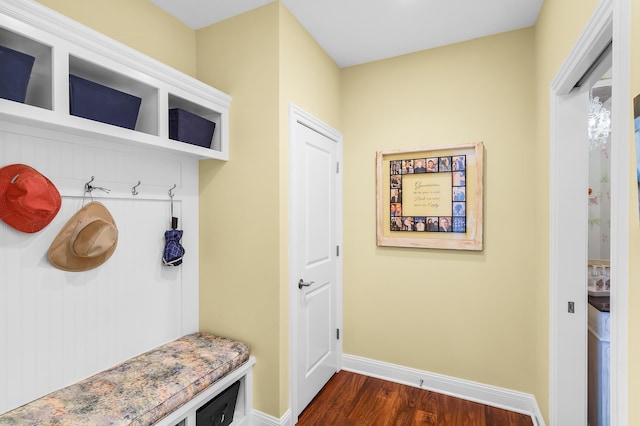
389,155,466,233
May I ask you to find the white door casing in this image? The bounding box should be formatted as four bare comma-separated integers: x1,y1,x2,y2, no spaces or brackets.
289,104,343,422
549,0,630,423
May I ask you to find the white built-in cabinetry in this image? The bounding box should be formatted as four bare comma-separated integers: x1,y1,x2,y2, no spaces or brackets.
0,0,230,161
159,358,255,426
588,304,610,426
0,1,254,424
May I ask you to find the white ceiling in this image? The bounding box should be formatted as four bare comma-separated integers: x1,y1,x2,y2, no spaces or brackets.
150,0,544,68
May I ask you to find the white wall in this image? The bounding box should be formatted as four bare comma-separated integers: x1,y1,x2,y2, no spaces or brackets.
0,121,199,413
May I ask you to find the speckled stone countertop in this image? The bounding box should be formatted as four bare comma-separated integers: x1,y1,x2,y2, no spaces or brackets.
0,332,250,426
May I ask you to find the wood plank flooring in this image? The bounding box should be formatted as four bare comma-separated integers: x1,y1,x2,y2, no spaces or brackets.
297,371,534,426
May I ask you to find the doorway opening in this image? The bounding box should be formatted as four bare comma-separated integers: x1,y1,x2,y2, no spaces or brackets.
288,104,343,424
549,0,630,424
585,58,612,426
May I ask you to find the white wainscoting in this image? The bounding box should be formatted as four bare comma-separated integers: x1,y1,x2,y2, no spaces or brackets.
0,121,199,413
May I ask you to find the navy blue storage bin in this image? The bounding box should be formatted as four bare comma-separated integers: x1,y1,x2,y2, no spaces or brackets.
69,75,141,130
0,45,35,103
169,108,216,148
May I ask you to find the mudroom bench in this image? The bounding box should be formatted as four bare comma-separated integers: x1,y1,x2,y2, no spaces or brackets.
0,333,254,426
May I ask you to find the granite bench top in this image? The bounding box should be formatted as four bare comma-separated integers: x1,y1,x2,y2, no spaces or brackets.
0,332,251,426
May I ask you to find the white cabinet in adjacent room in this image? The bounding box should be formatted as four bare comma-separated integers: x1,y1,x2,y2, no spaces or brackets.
588,303,610,426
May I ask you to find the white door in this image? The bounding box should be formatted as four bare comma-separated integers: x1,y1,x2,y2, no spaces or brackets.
550,87,590,425
289,104,342,421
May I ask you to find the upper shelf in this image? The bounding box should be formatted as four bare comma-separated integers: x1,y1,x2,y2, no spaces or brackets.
0,0,230,161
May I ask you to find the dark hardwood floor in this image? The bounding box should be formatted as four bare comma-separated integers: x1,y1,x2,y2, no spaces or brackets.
297,371,534,426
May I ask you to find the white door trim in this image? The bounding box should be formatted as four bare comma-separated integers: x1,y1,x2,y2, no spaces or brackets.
609,0,631,423
288,103,343,424
548,0,630,424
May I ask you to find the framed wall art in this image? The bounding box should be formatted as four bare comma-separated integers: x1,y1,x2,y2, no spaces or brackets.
376,142,484,250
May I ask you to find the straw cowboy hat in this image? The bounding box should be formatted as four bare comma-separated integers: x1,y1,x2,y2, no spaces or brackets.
0,163,61,233
48,201,118,272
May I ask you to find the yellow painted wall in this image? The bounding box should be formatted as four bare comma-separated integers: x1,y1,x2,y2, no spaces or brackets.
532,0,600,418
196,2,340,417
277,2,341,414
35,0,196,76
278,4,341,131
341,27,538,396
196,3,281,416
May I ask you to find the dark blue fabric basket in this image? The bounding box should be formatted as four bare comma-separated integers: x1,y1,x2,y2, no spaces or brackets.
0,45,35,103
169,108,216,148
196,380,240,426
69,75,141,130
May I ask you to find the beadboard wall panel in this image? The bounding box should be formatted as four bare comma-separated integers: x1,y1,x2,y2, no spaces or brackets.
0,122,199,413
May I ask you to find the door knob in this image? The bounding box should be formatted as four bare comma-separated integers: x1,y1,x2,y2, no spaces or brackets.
298,279,314,289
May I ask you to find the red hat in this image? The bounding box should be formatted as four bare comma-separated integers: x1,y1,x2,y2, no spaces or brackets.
0,164,62,233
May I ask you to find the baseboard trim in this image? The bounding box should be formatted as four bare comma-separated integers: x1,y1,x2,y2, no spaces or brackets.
251,408,291,426
251,355,545,426
342,354,546,426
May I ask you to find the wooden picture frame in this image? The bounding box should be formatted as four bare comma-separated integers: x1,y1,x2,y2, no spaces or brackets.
376,142,484,250
634,94,640,218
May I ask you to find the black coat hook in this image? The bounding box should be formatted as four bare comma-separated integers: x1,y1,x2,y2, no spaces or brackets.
131,180,141,196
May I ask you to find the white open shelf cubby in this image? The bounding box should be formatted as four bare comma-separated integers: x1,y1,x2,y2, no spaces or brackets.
0,0,230,161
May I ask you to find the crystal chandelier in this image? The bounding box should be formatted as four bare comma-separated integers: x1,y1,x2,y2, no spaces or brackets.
588,95,611,151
